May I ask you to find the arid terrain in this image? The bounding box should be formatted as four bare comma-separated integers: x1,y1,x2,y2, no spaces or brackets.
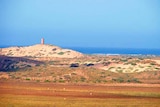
0,81,160,107
0,44,160,107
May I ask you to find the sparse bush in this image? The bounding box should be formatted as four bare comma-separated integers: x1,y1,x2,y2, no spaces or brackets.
75,80,78,83
103,62,111,66
70,63,79,68
15,77,20,79
58,52,64,55
49,61,54,65
36,80,40,82
154,71,157,75
52,48,57,51
132,78,140,83
67,51,71,53
71,72,77,75
59,79,65,83
150,63,156,65
100,75,106,78
45,80,50,82
155,68,159,70
127,79,131,82
80,77,86,82
96,59,101,62
26,78,30,80
101,72,105,74
120,59,128,62
131,63,137,66
103,80,107,83
113,77,124,83
108,67,114,70
53,79,57,83
96,79,101,83
26,65,32,67
35,64,40,66
117,70,123,73
138,58,144,60
64,74,71,80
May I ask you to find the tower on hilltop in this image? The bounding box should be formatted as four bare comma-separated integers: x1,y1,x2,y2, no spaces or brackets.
41,38,44,44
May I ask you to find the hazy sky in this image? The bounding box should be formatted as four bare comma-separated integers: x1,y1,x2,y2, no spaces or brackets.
0,0,160,49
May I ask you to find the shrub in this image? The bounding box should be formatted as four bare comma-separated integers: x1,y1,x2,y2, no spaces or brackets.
100,75,106,78
53,79,57,83
150,63,156,65
70,63,79,68
127,80,131,82
103,80,107,83
131,63,137,66
80,77,86,82
45,80,50,82
120,59,128,62
113,77,124,83
64,74,71,80
127,78,140,83
101,72,105,74
36,80,40,82
71,72,77,75
59,79,65,83
132,78,140,83
49,61,54,65
117,70,123,73
52,48,57,51
26,78,30,81
75,80,78,83
15,77,20,79
96,79,101,83
58,52,64,55
117,77,124,83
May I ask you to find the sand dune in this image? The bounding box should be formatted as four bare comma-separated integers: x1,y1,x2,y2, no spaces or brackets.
0,44,83,58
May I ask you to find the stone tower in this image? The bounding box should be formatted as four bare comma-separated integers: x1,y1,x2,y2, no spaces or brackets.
41,38,44,44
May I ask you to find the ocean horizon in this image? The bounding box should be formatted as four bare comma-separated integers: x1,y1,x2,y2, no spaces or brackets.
66,47,160,56
1,45,160,56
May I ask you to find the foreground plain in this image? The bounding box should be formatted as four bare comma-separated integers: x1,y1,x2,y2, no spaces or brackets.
0,81,160,107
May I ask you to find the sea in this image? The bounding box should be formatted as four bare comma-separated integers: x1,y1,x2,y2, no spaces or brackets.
1,45,160,56
65,47,160,56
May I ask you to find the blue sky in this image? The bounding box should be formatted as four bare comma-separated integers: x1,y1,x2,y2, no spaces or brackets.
0,0,160,49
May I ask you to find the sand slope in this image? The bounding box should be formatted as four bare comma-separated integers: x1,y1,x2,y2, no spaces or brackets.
0,44,83,58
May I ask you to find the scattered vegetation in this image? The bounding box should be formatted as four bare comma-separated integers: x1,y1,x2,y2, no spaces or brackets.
1,55,160,84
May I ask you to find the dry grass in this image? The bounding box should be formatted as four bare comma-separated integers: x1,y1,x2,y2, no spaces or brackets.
1,95,160,107
0,81,160,107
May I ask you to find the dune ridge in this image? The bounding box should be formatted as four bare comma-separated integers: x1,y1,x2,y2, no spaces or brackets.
0,44,83,58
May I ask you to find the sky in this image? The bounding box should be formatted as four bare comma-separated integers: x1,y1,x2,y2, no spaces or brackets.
0,0,160,49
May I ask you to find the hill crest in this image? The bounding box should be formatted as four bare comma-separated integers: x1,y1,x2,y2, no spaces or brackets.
0,44,83,58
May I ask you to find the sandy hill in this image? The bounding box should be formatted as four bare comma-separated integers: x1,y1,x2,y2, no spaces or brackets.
0,44,83,58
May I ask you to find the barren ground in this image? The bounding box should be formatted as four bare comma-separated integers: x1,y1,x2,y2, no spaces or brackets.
0,81,160,107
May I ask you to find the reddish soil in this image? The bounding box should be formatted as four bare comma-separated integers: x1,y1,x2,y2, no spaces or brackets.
0,81,159,99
